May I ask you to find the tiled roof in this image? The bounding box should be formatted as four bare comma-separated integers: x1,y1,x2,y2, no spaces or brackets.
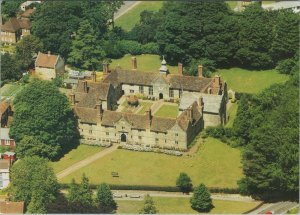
103,68,213,92
0,201,25,214
35,52,59,68
21,8,35,18
0,18,31,32
74,107,99,124
150,117,176,132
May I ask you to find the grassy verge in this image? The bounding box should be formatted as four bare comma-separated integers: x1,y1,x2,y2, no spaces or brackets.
215,68,289,94
60,137,243,188
49,145,103,173
116,197,261,214
137,101,154,114
0,83,24,97
110,54,178,74
154,104,178,118
226,102,238,128
287,207,300,214
115,1,163,31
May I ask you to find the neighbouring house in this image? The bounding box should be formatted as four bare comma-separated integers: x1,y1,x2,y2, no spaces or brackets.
35,51,65,80
0,101,12,128
2,152,16,162
20,0,41,11
0,160,10,189
20,8,35,19
0,18,31,44
72,57,227,150
0,128,16,151
0,201,25,214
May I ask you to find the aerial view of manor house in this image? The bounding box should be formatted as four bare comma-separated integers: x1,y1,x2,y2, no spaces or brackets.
0,0,298,214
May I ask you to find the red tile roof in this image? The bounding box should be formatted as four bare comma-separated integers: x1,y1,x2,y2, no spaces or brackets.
0,18,31,32
35,52,59,68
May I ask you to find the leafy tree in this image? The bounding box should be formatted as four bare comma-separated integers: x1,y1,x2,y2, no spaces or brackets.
0,146,10,153
10,156,59,209
96,183,117,213
1,53,22,82
176,172,193,194
190,184,213,212
15,35,44,71
68,20,106,71
68,175,94,213
9,80,79,160
186,58,216,77
139,194,158,214
16,135,52,159
105,1,124,29
237,79,299,200
1,0,24,18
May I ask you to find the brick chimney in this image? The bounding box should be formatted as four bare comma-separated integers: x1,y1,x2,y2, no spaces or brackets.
198,65,203,78
145,108,152,123
47,51,51,57
83,80,88,93
69,93,75,105
178,63,183,76
92,72,96,82
132,57,137,70
198,96,204,113
186,106,193,121
212,75,221,94
96,101,104,119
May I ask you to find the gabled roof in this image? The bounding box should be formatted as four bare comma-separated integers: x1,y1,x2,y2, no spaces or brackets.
0,101,10,116
35,52,60,68
20,8,35,18
0,18,31,32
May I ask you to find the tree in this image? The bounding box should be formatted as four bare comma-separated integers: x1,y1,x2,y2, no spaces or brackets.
236,78,299,200
190,184,213,212
96,183,117,213
9,80,79,160
10,156,59,209
67,175,94,213
15,35,44,71
1,0,24,18
1,53,22,83
139,194,158,214
186,58,216,77
176,172,193,194
68,20,106,71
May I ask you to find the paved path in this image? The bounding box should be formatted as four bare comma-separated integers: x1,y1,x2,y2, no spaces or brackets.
56,144,118,179
249,201,298,214
114,1,141,20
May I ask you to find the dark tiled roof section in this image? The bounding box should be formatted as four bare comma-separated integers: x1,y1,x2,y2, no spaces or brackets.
177,101,202,131
150,117,176,132
101,110,122,126
35,52,59,68
1,18,20,32
103,68,159,87
168,75,212,92
77,82,110,108
0,201,25,214
74,107,99,124
18,19,31,29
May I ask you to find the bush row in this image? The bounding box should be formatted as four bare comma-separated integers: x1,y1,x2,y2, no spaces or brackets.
60,183,240,194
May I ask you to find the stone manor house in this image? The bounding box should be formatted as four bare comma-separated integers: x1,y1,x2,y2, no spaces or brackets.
71,57,228,150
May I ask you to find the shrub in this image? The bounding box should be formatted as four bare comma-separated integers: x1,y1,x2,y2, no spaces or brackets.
142,43,159,54
190,184,214,212
276,58,296,75
176,172,193,194
118,40,142,55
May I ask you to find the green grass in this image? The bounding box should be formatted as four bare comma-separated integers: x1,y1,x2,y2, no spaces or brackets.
287,207,300,214
60,137,243,188
154,104,178,118
110,54,178,74
226,1,237,10
0,83,24,97
117,197,261,214
215,68,289,94
226,102,238,128
49,144,103,173
137,101,154,114
115,1,163,31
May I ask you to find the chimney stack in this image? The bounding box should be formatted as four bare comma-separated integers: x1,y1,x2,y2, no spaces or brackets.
92,72,96,82
145,108,152,123
83,80,88,93
187,107,193,121
96,101,104,119
47,51,51,57
178,63,183,76
132,57,137,70
69,93,75,105
198,65,203,78
198,96,204,113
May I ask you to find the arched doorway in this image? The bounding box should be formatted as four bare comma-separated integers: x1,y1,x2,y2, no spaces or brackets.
159,93,163,100
120,133,127,142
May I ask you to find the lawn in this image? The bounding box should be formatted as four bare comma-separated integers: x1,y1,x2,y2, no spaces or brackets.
109,54,178,74
226,1,237,10
0,83,24,98
115,1,163,31
215,68,289,94
226,102,238,128
60,137,243,188
154,104,178,118
117,197,260,214
137,101,154,114
49,144,103,174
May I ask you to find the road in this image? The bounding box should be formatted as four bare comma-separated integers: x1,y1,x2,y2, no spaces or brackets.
56,144,118,179
249,201,298,214
114,1,141,20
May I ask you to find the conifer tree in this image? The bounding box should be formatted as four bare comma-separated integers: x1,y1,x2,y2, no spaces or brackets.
190,184,213,212
139,194,158,214
96,183,116,213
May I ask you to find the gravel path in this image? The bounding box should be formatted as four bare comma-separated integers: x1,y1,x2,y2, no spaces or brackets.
56,144,118,179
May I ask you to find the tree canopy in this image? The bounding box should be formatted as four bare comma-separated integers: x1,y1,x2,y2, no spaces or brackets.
10,156,59,212
1,53,22,83
96,183,117,213
139,194,158,214
10,80,79,160
176,172,193,194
